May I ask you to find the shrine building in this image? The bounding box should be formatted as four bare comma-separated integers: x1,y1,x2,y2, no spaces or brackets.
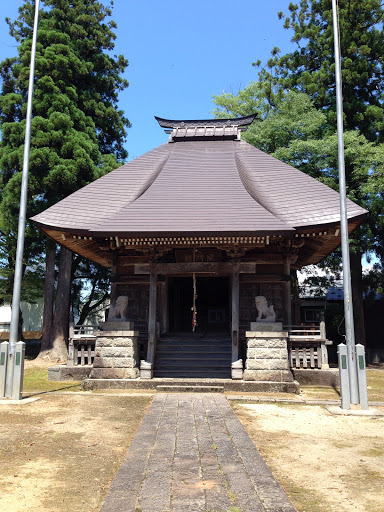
32,115,366,389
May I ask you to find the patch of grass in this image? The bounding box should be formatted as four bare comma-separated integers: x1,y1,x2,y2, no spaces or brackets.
282,480,327,512
367,369,384,401
23,367,81,394
300,385,340,400
360,447,384,458
227,490,236,503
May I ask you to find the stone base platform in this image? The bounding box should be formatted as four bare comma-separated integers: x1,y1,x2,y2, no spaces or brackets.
244,330,295,385
293,368,340,387
82,378,300,393
48,365,93,381
98,321,134,331
49,366,335,390
90,330,140,379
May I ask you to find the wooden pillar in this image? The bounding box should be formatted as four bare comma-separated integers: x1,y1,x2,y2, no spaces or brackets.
159,279,168,335
146,263,158,364
231,261,240,363
109,256,119,313
283,255,292,327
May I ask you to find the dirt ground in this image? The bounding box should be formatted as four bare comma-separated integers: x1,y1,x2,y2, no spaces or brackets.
0,393,151,512
1,360,384,512
233,401,384,512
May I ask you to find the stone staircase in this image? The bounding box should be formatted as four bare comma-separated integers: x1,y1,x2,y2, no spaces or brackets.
154,332,232,378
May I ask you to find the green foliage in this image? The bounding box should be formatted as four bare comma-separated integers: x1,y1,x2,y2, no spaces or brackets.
214,0,384,298
0,0,129,306
265,0,384,269
272,0,384,140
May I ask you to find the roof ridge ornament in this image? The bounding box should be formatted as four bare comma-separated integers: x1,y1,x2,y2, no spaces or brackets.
155,114,257,142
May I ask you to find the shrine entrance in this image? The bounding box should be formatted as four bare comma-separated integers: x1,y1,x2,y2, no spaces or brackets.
168,276,230,334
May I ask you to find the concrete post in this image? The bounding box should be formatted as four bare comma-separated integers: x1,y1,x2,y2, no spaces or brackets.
4,341,16,398
12,341,25,400
356,344,369,411
338,343,351,410
0,342,9,398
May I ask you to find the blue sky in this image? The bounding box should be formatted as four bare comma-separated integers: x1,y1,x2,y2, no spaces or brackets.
0,0,294,160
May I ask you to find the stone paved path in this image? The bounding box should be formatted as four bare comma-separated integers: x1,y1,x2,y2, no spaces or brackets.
99,394,296,512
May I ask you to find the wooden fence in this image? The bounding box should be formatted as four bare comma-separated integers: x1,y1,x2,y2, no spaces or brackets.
286,321,331,369
67,323,98,367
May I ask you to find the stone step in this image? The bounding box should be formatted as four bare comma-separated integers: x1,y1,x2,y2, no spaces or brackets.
156,385,224,393
156,357,231,364
154,370,231,378
156,352,231,364
156,349,232,356
154,334,233,378
157,339,231,344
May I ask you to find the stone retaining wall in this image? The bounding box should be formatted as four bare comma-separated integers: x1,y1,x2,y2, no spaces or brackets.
90,330,140,379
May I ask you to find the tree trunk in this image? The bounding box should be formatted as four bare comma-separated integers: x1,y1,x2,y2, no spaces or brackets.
350,251,366,346
77,291,109,326
39,240,56,355
41,246,72,362
18,308,24,342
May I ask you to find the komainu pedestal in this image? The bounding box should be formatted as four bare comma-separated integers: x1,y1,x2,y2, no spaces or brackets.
90,330,140,379
243,328,296,386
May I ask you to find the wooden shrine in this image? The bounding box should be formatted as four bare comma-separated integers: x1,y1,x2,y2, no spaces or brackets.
32,115,366,386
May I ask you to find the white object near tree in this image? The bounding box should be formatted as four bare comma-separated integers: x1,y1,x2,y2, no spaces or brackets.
255,296,276,322
108,296,129,320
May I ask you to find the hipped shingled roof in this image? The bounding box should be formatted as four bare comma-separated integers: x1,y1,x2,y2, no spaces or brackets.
31,116,367,266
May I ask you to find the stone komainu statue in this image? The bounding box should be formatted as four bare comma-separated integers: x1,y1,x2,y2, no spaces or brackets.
108,296,129,320
255,296,276,322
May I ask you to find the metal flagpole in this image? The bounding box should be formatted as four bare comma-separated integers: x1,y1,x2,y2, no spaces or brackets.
5,0,40,397
331,0,359,404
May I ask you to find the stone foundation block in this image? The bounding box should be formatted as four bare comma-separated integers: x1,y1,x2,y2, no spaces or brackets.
89,330,140,380
243,369,294,382
93,357,113,368
247,338,286,349
246,359,290,371
90,367,139,379
91,368,125,379
250,322,283,331
231,360,243,380
247,348,283,359
48,365,92,381
140,361,153,379
99,346,135,358
113,357,136,368
95,337,114,348
98,321,134,331
113,337,137,348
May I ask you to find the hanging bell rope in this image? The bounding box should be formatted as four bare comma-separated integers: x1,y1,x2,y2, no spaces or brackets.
192,272,197,332
191,247,197,332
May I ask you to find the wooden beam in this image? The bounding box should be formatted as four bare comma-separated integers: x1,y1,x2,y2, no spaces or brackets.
146,263,157,364
231,262,240,363
240,274,284,282
134,262,257,275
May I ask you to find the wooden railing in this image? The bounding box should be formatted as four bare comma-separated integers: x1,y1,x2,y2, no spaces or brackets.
285,320,326,341
288,341,330,369
285,321,331,370
67,323,98,367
